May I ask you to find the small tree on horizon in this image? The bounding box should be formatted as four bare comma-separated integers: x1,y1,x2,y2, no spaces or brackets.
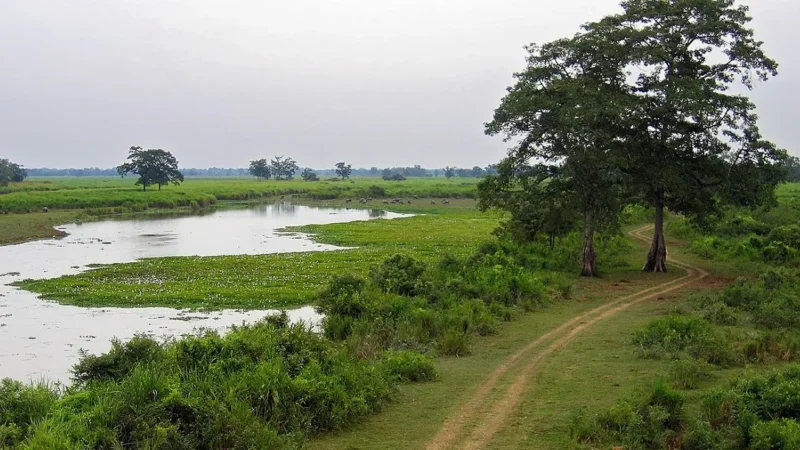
335,162,352,180
443,167,455,179
270,156,299,180
301,168,319,181
117,147,184,191
248,159,271,181
0,159,27,186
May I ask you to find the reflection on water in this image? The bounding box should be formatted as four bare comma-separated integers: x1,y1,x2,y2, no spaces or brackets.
369,209,387,219
0,204,411,383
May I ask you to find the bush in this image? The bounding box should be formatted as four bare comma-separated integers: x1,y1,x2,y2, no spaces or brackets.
370,254,427,296
0,379,58,445
72,334,164,384
317,274,369,318
668,358,713,389
379,351,437,382
750,419,800,450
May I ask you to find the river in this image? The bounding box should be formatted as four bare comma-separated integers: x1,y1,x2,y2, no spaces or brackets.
0,203,408,383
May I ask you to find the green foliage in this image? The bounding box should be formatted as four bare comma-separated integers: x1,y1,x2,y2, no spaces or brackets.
571,381,685,449
0,379,58,446
632,315,739,366
249,158,271,180
318,242,570,358
369,254,427,296
117,146,184,191
269,156,299,180
378,351,437,383
335,162,352,180
0,159,27,186
750,419,800,450
301,168,319,181
72,335,165,385
668,358,713,390
0,321,405,449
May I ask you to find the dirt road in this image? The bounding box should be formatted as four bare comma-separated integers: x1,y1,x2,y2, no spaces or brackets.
424,225,708,450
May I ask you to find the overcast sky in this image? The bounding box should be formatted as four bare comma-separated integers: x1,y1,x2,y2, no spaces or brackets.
0,0,796,169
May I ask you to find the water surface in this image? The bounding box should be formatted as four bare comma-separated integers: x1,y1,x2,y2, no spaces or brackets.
0,204,407,382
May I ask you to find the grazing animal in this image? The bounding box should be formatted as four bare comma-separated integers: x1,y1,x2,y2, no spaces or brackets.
413,195,419,199
442,200,450,205
430,200,436,205
43,207,49,213
345,198,352,204
407,200,411,204
382,200,389,204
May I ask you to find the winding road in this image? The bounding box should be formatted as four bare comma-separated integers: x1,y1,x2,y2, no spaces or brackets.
424,224,708,450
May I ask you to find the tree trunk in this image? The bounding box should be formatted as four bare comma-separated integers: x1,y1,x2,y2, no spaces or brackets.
580,214,597,277
158,184,162,191
643,191,668,272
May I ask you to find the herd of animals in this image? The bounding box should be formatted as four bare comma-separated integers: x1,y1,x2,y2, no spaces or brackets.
344,196,452,205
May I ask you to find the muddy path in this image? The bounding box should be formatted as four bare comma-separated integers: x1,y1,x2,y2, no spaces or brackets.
424,224,708,450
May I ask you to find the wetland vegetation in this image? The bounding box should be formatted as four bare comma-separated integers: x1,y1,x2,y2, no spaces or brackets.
2,0,799,449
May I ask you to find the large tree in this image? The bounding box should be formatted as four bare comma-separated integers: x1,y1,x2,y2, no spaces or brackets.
335,162,352,180
248,159,271,180
484,36,629,276
0,159,27,186
584,0,786,272
117,146,184,191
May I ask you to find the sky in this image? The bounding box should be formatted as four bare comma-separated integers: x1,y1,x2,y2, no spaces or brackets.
0,0,796,169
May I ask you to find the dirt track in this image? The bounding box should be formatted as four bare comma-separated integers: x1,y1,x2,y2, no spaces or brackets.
424,225,708,450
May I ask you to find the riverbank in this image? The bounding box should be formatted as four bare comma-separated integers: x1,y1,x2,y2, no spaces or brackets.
15,199,501,309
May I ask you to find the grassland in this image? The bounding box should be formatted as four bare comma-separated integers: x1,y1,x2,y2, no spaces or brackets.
0,211,78,246
16,200,502,309
0,176,481,214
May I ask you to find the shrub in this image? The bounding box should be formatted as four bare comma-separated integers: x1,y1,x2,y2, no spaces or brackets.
750,419,800,450
370,254,427,296
437,326,470,357
72,334,164,384
0,379,58,445
379,351,437,382
317,274,369,318
668,358,713,389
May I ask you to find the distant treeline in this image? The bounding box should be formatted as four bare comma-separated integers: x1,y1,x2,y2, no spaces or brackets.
26,165,499,178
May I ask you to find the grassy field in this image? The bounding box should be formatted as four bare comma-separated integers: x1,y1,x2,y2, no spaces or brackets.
0,210,78,246
16,200,503,309
0,176,481,214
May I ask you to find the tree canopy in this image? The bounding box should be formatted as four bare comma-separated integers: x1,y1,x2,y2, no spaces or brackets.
270,156,299,180
484,34,629,276
0,159,27,186
301,168,319,181
248,159,271,181
335,162,352,180
117,147,184,191
484,0,786,275
583,0,786,272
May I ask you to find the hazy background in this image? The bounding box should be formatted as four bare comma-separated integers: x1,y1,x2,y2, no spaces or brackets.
0,0,795,169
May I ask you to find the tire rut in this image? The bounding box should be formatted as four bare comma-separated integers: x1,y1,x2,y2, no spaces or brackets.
425,225,708,450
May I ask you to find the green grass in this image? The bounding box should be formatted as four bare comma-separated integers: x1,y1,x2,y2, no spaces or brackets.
16,200,502,309
0,176,481,214
0,211,79,246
